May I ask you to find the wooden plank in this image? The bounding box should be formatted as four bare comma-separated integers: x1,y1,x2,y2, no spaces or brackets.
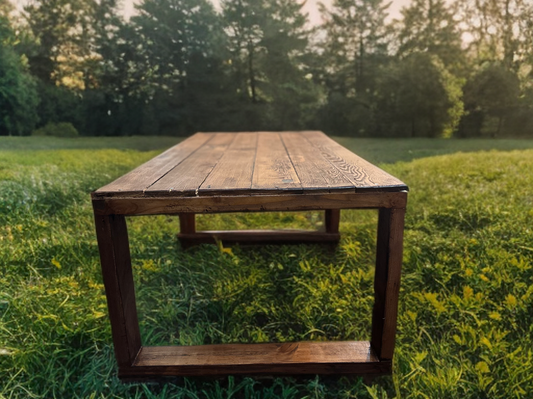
251,132,302,192
93,212,141,367
371,207,406,360
92,191,409,216
178,229,340,246
325,209,341,234
198,133,258,195
303,131,408,192
118,341,390,378
120,360,391,379
281,132,354,192
94,133,213,197
145,133,235,196
136,341,376,366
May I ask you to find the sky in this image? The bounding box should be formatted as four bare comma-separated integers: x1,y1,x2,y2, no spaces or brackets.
12,0,412,27
120,0,412,24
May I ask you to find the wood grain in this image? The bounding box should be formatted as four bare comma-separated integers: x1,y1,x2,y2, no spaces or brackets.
117,341,391,378
136,341,376,366
93,213,141,367
302,131,408,192
145,133,235,196
95,133,212,196
251,132,302,192
92,131,408,198
198,132,258,195
92,191,408,216
371,207,406,360
281,132,354,192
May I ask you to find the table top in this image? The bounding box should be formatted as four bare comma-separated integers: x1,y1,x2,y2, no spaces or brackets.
94,131,407,199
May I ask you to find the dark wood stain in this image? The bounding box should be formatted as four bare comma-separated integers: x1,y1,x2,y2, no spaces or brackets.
91,131,408,380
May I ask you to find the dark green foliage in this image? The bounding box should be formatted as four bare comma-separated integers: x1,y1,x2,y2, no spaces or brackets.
458,64,520,138
131,0,224,97
315,0,391,136
34,81,83,130
317,93,375,137
221,0,320,130
375,53,463,138
32,122,79,138
121,0,243,135
503,88,533,138
1,0,533,137
318,0,391,93
0,15,39,136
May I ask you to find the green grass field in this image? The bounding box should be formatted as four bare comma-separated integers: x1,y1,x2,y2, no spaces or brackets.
1,136,532,398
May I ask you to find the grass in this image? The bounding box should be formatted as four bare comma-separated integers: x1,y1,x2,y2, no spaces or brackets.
4,134,533,163
0,136,184,151
1,136,532,398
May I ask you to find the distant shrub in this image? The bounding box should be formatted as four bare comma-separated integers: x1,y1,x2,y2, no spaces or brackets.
32,122,79,137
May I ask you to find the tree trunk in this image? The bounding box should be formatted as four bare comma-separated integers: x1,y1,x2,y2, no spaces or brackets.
503,0,514,70
355,34,364,94
247,40,257,103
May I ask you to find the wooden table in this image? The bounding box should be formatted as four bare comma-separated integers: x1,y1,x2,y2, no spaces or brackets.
92,131,408,380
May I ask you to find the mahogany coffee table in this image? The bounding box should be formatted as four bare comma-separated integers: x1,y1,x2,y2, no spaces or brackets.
92,131,408,380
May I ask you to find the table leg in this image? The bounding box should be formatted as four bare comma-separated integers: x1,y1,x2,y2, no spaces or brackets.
325,209,340,234
179,213,196,234
371,207,406,360
93,213,141,369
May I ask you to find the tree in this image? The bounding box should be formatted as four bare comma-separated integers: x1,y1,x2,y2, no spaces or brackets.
222,0,264,104
459,63,520,137
375,53,464,138
319,0,391,95
517,1,533,74
455,0,533,138
128,0,233,134
0,0,13,18
459,0,533,71
132,0,223,90
222,0,319,129
396,0,464,72
260,0,319,129
23,0,118,88
314,0,392,136
0,14,39,136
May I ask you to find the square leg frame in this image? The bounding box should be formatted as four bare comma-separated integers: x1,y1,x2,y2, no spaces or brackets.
93,206,405,380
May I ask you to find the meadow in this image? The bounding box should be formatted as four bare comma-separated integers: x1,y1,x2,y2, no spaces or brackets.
1,136,532,398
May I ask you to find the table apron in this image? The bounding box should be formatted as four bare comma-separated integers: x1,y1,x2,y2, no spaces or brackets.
92,191,408,216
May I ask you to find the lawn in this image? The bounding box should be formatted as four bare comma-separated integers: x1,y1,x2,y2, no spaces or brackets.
1,136,532,398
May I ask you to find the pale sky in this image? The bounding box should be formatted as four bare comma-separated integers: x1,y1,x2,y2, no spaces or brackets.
120,0,411,24
12,0,411,26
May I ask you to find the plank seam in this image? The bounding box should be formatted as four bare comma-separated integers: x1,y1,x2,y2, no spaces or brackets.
279,132,312,192
194,134,238,196
249,132,259,190
143,134,217,193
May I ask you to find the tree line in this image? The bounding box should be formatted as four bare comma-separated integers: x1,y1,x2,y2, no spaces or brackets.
1,0,533,138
